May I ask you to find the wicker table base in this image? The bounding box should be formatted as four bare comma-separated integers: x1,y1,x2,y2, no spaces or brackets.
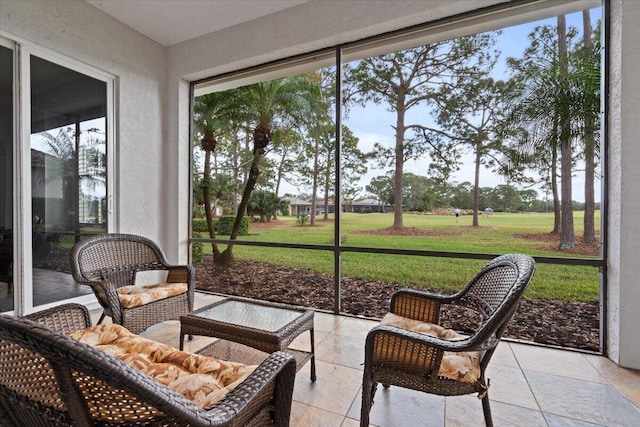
181,297,316,381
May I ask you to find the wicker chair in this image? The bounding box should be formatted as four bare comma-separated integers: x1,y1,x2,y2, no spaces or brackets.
0,303,297,426
70,233,195,334
360,253,535,427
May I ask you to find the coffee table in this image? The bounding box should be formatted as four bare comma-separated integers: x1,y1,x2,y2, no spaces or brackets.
180,297,316,381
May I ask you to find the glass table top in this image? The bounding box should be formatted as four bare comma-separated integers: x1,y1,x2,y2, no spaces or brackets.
196,300,304,332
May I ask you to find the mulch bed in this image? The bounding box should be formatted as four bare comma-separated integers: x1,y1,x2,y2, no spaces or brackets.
195,257,600,352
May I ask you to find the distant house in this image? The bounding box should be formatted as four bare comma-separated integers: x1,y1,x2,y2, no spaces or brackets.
351,198,391,213
281,197,312,215
282,196,391,214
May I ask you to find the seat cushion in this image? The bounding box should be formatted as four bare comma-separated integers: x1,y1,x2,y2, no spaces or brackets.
381,313,480,383
69,324,257,408
117,282,188,308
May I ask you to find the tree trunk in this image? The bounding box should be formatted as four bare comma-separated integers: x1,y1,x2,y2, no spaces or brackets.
550,123,561,234
582,10,596,244
472,142,481,227
558,15,575,250
219,123,270,265
393,94,406,228
323,144,331,221
310,137,320,226
202,148,221,259
232,129,239,216
273,147,287,220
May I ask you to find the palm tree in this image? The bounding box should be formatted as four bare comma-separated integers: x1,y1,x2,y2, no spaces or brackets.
216,75,318,265
506,22,580,238
193,91,243,259
38,126,106,234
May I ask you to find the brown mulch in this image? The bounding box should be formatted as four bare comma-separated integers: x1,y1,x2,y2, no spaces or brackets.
514,232,601,257
195,256,600,352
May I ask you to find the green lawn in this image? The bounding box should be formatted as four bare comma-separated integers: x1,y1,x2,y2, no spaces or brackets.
196,211,602,302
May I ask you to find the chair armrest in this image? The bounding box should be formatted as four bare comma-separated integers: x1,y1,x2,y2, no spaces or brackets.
199,351,297,426
166,264,196,312
136,351,296,427
96,275,126,324
166,264,195,286
23,303,91,333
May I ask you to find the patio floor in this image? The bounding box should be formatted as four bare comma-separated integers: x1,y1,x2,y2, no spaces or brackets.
94,292,640,427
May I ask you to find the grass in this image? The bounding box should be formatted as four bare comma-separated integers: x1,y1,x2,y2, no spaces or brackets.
195,211,602,302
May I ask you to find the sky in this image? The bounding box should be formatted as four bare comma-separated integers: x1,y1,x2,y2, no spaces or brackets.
339,7,603,204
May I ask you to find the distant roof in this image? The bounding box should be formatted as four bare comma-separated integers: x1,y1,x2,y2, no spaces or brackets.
282,196,311,206
31,148,61,168
353,198,385,205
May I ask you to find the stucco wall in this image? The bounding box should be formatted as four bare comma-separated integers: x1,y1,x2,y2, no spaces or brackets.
0,0,172,254
608,0,640,369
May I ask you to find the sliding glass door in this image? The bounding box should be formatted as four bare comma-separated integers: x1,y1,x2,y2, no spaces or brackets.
0,38,114,314
28,54,109,308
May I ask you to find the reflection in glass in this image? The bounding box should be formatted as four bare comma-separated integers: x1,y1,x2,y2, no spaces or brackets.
30,55,107,306
0,46,14,312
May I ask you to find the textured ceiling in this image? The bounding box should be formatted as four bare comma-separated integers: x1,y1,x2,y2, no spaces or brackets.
86,0,310,46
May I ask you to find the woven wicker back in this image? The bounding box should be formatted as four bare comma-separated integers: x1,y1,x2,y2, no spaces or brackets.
466,255,528,311
70,233,169,283
464,254,535,341
0,338,70,426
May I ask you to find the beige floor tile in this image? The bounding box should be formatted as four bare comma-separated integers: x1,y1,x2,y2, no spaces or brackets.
315,333,365,369
525,369,640,426
293,360,362,415
341,416,379,427
351,385,444,427
290,401,344,427
446,395,546,427
584,354,640,409
490,341,520,368
193,292,225,309
511,343,607,383
314,311,345,332
89,309,109,326
490,400,549,427
485,363,539,409
332,316,378,339
289,329,329,353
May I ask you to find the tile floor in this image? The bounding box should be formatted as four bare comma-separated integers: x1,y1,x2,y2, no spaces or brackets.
97,292,640,427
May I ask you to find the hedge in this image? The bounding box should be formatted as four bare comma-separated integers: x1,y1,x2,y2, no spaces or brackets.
192,216,249,235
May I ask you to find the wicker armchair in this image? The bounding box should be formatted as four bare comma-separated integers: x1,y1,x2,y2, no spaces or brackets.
70,233,195,334
360,253,535,427
0,303,297,426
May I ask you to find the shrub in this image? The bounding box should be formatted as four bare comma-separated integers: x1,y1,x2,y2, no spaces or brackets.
191,242,204,263
216,216,249,235
192,218,209,232
296,213,310,226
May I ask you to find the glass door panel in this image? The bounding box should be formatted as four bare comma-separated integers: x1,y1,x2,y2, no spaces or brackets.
0,45,14,312
29,55,107,307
